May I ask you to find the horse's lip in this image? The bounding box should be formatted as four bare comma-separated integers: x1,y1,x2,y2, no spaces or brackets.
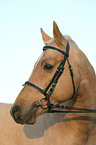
23,105,38,125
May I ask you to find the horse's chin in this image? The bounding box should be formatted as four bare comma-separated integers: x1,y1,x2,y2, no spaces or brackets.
25,115,37,125
23,106,38,125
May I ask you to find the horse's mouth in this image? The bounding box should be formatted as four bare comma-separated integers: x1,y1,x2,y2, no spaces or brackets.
23,106,38,125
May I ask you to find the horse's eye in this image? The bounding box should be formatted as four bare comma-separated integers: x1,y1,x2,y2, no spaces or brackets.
43,63,53,71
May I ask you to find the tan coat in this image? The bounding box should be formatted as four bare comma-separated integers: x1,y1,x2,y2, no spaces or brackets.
0,21,96,145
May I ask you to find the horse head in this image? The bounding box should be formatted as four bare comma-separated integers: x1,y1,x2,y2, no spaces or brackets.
10,21,96,125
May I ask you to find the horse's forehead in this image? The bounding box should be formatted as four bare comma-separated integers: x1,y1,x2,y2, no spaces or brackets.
33,37,65,70
33,48,63,71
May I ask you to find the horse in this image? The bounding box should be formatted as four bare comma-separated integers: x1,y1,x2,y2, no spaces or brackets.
0,21,96,145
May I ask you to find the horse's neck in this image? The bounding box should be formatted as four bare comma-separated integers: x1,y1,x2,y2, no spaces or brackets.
73,41,96,108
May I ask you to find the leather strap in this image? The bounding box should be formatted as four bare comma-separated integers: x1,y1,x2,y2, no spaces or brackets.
23,81,46,95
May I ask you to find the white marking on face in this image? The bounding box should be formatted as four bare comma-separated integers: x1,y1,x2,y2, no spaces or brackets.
33,52,44,71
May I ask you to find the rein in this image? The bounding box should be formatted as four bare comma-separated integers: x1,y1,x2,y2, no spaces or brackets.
23,41,96,113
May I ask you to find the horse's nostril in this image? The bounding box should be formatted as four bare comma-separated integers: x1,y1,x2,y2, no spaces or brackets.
10,105,21,121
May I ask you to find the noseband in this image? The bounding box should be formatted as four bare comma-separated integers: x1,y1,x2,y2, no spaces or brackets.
23,41,96,113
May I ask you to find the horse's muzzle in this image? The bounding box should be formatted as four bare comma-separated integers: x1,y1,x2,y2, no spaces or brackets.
10,105,21,123
10,104,38,124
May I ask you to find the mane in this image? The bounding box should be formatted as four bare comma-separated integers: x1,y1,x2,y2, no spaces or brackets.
64,35,78,47
64,35,80,49
64,35,72,40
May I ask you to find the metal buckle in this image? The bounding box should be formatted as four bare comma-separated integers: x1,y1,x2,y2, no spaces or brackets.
39,97,48,109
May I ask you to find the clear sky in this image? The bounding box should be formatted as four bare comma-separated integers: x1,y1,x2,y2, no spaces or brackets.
0,0,96,103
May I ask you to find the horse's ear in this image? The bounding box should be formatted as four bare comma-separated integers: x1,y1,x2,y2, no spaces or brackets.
40,28,51,43
53,21,66,46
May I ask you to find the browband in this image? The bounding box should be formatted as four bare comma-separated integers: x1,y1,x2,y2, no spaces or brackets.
43,42,69,57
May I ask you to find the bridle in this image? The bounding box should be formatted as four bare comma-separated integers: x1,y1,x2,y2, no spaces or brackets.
23,40,96,113
23,41,75,108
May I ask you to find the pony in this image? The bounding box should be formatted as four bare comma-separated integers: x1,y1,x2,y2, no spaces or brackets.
0,21,96,145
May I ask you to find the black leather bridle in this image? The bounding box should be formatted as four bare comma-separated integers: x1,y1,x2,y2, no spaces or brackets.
23,40,96,113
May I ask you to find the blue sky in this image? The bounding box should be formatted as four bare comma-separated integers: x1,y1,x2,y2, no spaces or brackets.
0,0,96,103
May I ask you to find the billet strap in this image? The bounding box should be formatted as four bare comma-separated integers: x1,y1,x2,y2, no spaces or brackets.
43,40,70,94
